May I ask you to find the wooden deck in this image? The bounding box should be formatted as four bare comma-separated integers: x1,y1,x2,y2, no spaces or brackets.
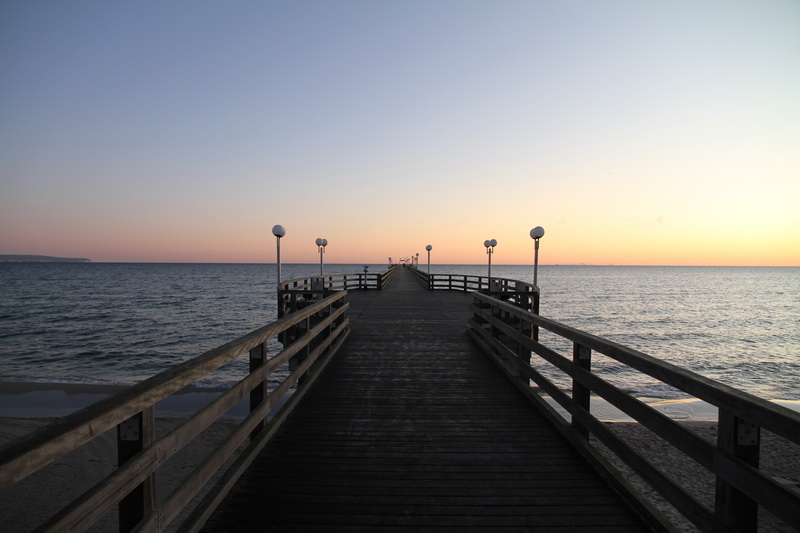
201,267,652,532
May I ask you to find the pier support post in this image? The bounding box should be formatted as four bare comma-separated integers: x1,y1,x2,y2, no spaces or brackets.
514,282,532,388
572,343,591,439
250,341,267,440
715,412,760,531
117,406,155,532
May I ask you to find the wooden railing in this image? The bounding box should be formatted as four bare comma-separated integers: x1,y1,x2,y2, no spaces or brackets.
278,265,396,318
410,266,540,313
467,291,800,532
279,265,396,292
0,291,350,532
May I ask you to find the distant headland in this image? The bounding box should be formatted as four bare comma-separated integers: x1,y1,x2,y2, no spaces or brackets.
0,255,91,263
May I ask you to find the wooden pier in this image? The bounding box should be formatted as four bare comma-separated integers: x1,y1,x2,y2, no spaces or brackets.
200,266,650,531
2,264,798,532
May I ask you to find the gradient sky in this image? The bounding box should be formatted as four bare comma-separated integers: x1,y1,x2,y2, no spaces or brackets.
1,1,798,265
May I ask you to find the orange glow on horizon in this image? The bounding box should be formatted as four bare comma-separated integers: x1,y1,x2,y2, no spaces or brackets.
17,221,794,266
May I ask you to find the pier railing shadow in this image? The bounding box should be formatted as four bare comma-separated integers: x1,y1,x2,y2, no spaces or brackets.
467,291,800,532
0,267,397,532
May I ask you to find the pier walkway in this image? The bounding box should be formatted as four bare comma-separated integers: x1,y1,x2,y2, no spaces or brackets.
201,267,651,531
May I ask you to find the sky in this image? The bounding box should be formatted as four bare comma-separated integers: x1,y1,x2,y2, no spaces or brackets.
1,1,798,266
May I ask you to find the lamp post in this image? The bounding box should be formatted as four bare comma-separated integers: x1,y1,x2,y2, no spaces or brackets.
415,253,419,268
484,239,497,281
530,226,545,287
425,244,432,275
315,238,328,275
272,224,285,289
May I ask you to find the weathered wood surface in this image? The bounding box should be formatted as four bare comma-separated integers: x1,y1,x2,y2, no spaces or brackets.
201,267,652,532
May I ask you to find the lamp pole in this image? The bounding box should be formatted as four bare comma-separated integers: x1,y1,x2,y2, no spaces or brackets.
484,239,497,282
272,224,285,290
315,238,328,275
425,244,432,275
530,226,545,287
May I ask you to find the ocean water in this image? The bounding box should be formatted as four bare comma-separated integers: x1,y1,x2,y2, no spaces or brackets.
0,263,798,402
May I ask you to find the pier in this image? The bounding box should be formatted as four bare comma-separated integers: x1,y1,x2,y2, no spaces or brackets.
199,266,648,531
1,265,798,532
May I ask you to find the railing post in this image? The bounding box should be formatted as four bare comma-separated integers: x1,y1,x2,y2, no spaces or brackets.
572,343,591,439
118,406,155,532
289,315,312,385
516,316,532,389
715,411,760,531
249,341,267,440
512,282,532,386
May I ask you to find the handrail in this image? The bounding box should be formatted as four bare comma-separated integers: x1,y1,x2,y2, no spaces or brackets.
409,266,540,313
0,291,350,532
278,265,396,318
467,291,800,532
279,265,397,292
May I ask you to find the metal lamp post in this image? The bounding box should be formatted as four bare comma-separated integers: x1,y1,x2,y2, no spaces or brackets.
425,244,432,275
530,226,545,287
484,239,497,281
415,253,419,268
272,224,285,289
315,238,328,275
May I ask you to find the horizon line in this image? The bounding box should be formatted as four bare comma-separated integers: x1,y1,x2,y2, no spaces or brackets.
3,260,797,268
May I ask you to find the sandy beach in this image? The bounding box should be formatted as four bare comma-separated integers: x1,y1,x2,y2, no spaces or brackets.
598,422,800,532
0,382,250,532
0,384,798,532
0,416,244,533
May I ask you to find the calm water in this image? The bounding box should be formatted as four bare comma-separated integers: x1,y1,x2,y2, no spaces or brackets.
0,263,798,402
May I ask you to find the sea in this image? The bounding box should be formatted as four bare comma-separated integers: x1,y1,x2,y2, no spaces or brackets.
1,263,798,407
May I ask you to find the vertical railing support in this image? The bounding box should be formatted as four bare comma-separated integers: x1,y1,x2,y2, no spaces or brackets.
118,406,155,532
532,290,540,341
517,318,532,389
513,281,532,388
715,411,761,531
249,341,267,440
572,343,591,439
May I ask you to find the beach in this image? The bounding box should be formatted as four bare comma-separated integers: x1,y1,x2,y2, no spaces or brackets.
599,422,800,533
0,416,244,533
0,382,249,532
1,384,798,532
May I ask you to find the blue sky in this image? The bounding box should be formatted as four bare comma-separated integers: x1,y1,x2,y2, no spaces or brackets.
2,1,798,264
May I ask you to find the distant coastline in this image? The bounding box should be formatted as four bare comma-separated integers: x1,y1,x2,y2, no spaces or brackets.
0,255,90,263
